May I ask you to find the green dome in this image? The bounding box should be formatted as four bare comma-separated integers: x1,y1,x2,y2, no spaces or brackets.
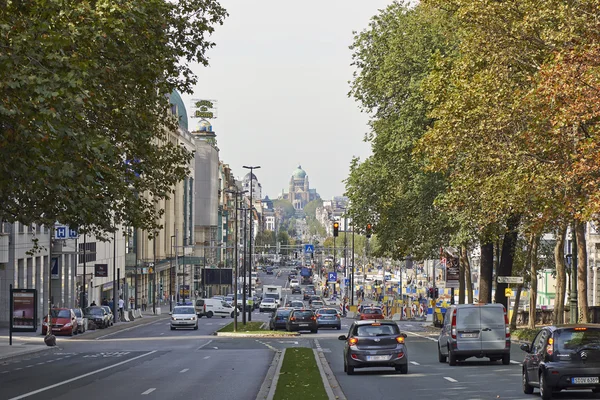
292,165,306,179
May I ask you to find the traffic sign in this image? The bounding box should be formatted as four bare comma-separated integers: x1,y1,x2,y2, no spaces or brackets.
344,278,349,286
55,226,67,239
497,276,524,284
304,244,314,253
505,288,513,297
328,272,337,282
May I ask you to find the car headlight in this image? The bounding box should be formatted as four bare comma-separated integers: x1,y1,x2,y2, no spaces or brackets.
172,317,177,320
65,323,72,327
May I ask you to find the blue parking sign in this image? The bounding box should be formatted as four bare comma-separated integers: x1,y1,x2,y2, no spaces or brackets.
328,272,337,282
345,278,349,286
55,226,67,239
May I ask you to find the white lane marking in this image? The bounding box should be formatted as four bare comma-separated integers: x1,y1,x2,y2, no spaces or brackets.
160,333,165,336
180,368,189,373
203,356,210,360
256,340,278,351
404,331,438,342
2,371,9,374
36,363,44,365
141,388,156,395
7,351,157,400
15,368,22,370
410,361,420,365
95,319,167,340
213,347,218,350
197,340,213,349
444,377,458,383
510,360,521,365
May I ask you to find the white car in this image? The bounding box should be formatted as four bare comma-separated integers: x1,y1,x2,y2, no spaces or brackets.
289,279,300,288
170,306,198,330
259,298,278,312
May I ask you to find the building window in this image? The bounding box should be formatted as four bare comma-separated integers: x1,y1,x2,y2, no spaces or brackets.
78,242,97,263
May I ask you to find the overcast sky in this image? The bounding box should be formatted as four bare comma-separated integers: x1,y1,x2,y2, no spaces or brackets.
181,0,393,200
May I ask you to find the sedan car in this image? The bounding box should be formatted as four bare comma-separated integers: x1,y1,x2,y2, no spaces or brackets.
316,308,341,330
42,308,78,336
170,306,198,330
521,325,600,399
269,308,293,330
84,306,109,329
339,320,408,375
358,307,384,320
286,309,318,333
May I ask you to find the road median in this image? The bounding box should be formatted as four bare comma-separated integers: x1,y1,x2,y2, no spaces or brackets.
215,322,300,337
271,348,328,400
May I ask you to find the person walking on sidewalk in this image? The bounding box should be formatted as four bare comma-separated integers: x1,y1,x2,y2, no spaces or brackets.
118,296,125,321
141,295,147,311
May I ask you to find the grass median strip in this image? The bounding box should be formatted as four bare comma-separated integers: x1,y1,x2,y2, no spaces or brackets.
217,321,264,332
274,348,328,400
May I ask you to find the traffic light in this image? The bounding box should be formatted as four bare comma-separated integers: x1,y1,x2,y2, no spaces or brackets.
366,223,372,238
428,287,434,298
434,287,439,298
295,251,298,258
333,221,339,237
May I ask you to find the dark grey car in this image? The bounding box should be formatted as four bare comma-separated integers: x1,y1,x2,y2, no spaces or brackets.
286,309,318,333
339,320,408,375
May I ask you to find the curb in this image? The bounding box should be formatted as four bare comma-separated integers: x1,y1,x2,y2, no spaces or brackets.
0,345,58,362
314,345,347,400
255,348,284,400
215,332,300,338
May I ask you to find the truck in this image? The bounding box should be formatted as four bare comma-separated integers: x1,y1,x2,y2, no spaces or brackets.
300,267,313,285
263,285,282,306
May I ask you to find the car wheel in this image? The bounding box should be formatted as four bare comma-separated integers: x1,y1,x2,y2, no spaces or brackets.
346,365,354,375
198,315,203,319
336,325,341,330
522,369,534,394
438,345,447,363
395,364,408,374
502,354,510,365
448,348,457,366
206,311,213,318
343,361,347,373
193,325,198,330
539,371,553,400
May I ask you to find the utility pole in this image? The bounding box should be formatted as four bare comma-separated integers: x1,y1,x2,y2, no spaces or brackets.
243,165,260,322
242,205,247,325
226,188,247,332
113,230,118,321
351,223,355,306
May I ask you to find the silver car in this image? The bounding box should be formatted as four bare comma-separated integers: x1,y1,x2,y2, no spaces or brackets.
72,308,87,334
170,306,198,330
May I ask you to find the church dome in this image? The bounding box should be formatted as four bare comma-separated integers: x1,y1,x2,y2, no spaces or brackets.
292,165,307,179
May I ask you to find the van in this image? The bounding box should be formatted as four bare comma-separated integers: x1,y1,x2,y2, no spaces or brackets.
437,303,510,366
195,298,237,319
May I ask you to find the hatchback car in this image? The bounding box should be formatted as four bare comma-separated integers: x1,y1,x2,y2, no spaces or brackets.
339,320,408,375
521,325,600,399
259,297,278,312
286,309,318,333
358,307,384,320
170,306,198,330
311,300,325,310
42,308,78,336
269,308,293,330
289,300,305,309
316,308,341,330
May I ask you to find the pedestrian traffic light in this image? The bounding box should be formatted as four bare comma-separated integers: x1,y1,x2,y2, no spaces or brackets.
428,287,434,298
366,223,372,238
434,287,439,298
333,222,339,237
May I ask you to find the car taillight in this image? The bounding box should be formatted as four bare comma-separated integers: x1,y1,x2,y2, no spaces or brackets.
290,317,296,321
503,307,510,339
451,309,457,339
316,314,321,317
311,316,316,321
547,337,554,356
348,338,358,346
396,336,405,344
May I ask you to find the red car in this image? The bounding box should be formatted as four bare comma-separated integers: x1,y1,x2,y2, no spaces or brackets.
42,308,78,336
358,307,384,320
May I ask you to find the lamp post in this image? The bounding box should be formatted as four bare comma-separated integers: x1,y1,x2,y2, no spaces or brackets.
243,165,260,322
226,188,247,333
351,222,355,306
170,234,175,311
242,205,248,325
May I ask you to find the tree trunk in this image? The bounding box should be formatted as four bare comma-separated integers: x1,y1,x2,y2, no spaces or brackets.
458,247,466,304
510,284,523,330
529,234,540,329
495,215,521,309
462,244,473,304
576,221,589,323
480,242,494,303
554,224,567,325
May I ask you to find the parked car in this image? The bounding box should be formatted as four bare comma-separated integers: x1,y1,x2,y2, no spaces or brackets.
339,320,409,375
521,325,600,399
42,308,78,336
269,308,293,331
286,309,318,333
101,306,114,326
84,306,109,329
72,308,87,334
170,306,198,330
358,307,384,320
195,298,238,318
316,308,341,330
437,303,510,366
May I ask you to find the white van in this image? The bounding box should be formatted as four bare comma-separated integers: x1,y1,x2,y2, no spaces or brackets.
195,298,237,319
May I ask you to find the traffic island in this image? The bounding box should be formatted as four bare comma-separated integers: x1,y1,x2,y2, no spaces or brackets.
272,348,328,400
215,322,300,337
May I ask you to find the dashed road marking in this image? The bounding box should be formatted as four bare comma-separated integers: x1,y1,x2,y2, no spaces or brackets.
256,340,278,351
405,331,438,342
141,388,156,395
179,368,189,373
410,361,420,365
510,360,521,365
197,340,213,350
203,356,210,360
2,371,9,374
444,377,458,383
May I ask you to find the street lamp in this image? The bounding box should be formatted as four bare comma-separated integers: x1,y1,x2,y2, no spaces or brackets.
225,188,248,332
243,165,260,322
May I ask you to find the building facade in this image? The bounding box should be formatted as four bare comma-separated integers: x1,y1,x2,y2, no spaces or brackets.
278,165,320,212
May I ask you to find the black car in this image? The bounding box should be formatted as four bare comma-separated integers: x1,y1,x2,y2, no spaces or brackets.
339,320,409,375
266,267,274,275
521,325,600,399
286,309,318,333
84,306,109,328
291,286,302,294
303,289,315,301
288,272,297,281
269,308,293,331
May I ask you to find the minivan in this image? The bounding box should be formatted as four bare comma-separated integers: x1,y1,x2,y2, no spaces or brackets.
195,298,237,318
437,303,510,365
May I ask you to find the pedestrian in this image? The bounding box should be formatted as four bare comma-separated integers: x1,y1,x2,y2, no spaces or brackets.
118,296,125,321
141,295,147,311
129,296,134,309
101,298,108,306
90,300,97,306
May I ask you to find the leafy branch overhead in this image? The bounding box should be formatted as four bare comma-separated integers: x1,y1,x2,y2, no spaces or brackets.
0,0,227,237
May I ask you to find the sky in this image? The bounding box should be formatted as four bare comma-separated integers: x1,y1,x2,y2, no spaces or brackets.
181,0,394,200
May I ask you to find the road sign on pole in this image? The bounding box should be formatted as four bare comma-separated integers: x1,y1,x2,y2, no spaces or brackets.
304,244,314,253
497,276,524,284
328,272,337,283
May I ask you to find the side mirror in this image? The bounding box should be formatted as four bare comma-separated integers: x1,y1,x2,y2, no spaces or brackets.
338,335,347,341
520,343,531,353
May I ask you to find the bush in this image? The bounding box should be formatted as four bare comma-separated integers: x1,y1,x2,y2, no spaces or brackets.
512,327,540,343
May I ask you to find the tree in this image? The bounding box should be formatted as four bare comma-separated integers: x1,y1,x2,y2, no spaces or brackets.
0,0,227,237
273,200,295,219
255,230,276,249
303,199,323,219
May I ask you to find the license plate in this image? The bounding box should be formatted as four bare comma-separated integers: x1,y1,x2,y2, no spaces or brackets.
300,324,308,327
461,333,477,338
572,377,599,384
366,355,390,361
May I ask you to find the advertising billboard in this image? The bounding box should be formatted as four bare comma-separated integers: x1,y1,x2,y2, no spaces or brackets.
95,263,108,277
445,256,460,289
11,289,37,332
202,268,233,285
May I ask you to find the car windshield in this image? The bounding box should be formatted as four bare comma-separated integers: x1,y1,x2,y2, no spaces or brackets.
555,328,600,351
293,311,313,318
173,307,194,314
362,308,382,315
86,307,104,315
50,310,70,318
291,302,304,307
73,309,82,317
277,310,291,317
312,301,324,306
318,309,337,315
264,294,279,300
357,324,399,336
263,298,275,303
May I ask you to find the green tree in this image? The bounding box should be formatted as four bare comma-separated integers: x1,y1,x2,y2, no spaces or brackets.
303,199,323,219
255,230,276,249
273,200,295,219
0,0,227,237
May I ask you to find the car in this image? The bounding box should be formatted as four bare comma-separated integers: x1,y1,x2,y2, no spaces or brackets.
520,325,600,399
289,300,305,309
291,287,302,294
286,309,318,333
72,308,87,334
42,308,78,336
170,306,198,330
303,289,315,301
266,267,274,275
269,308,293,330
438,303,510,366
84,306,109,329
195,298,238,318
311,300,325,310
339,320,409,375
101,306,114,325
289,279,300,288
308,295,321,305
260,297,278,312
316,308,341,330
358,307,384,320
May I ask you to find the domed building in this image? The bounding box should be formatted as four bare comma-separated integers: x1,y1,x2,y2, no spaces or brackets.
243,171,262,201
279,165,320,211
